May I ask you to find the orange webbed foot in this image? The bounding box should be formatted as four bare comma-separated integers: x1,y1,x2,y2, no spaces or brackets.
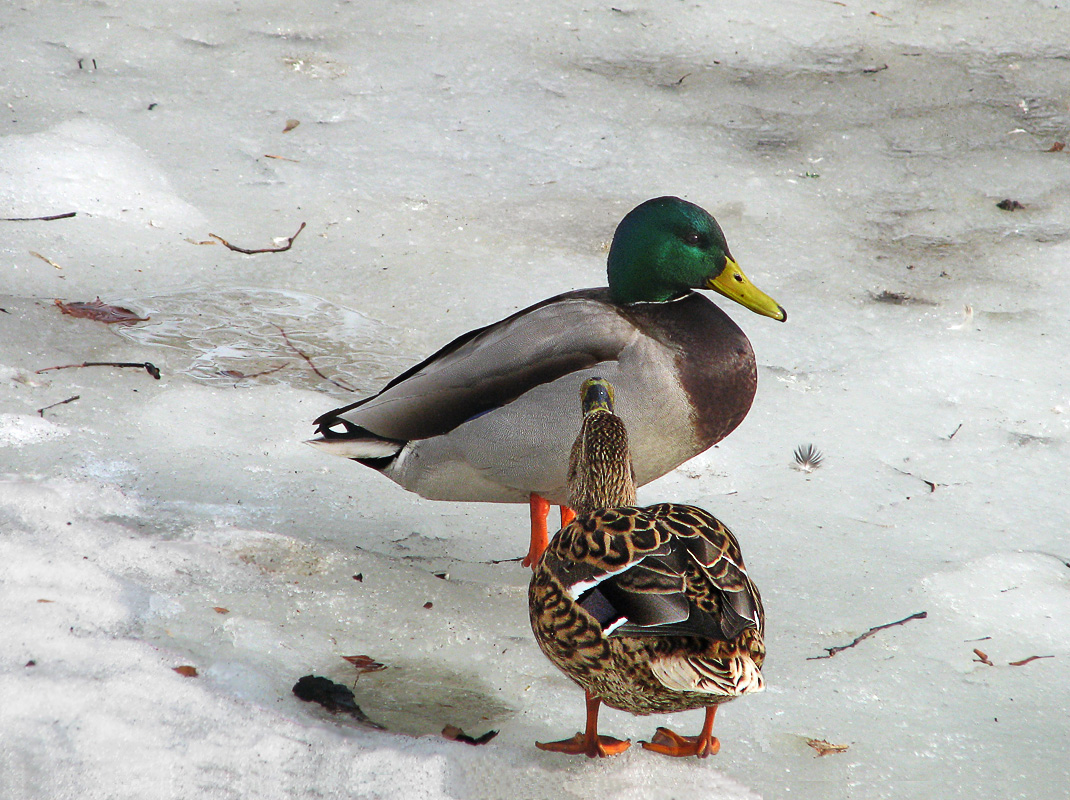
640,727,720,758
538,693,629,757
521,542,544,570
536,732,632,758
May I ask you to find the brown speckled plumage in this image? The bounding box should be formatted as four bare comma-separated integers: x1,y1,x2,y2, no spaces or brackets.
566,408,636,514
530,503,765,715
529,378,765,756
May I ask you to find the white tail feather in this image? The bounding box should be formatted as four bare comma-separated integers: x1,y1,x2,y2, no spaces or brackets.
305,437,402,459
650,654,764,697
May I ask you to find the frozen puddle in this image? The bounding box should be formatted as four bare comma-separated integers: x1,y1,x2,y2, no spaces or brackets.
116,288,407,395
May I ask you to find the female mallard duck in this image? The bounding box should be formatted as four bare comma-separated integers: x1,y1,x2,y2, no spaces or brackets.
310,197,785,566
529,378,765,758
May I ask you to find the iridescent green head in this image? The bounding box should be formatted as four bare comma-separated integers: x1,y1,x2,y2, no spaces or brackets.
607,196,786,321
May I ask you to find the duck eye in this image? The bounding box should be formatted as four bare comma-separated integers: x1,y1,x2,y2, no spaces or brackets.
683,231,707,247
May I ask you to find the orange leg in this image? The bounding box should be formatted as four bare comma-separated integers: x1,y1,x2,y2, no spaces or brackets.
536,691,631,758
641,706,721,758
560,506,576,527
522,493,551,569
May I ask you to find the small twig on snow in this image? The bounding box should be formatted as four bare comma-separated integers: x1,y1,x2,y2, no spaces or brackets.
37,395,80,417
36,361,161,380
30,251,63,270
808,611,927,660
3,212,77,222
1008,655,1054,667
209,221,306,254
890,466,944,493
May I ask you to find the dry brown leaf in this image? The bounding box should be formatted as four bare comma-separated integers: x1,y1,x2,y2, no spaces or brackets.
55,298,148,324
37,599,54,604
423,601,434,609
283,119,300,132
1047,141,1065,152
173,665,199,677
212,607,229,614
442,725,499,745
806,738,849,756
341,655,386,675
973,648,994,666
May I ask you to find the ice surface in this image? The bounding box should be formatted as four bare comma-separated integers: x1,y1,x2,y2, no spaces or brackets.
2,1,1069,799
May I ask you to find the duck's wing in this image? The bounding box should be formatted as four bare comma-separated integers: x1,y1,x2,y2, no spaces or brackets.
313,288,637,444
644,504,764,640
544,504,763,642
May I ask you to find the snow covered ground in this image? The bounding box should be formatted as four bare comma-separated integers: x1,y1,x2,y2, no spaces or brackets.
2,1,1069,798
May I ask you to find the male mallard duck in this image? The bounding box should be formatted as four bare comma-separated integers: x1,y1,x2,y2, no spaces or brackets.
529,378,765,758
310,197,785,566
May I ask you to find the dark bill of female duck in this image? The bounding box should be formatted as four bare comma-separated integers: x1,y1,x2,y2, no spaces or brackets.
308,196,786,566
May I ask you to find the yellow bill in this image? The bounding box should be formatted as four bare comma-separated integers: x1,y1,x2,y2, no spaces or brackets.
706,257,787,322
